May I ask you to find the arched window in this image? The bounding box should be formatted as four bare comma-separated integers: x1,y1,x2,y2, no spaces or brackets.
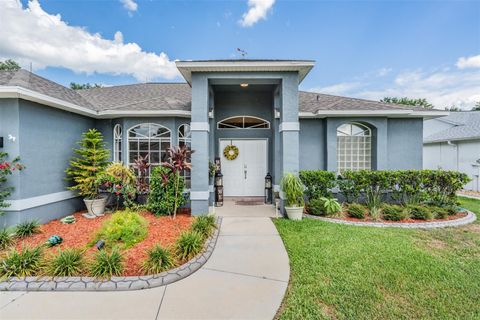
113,124,122,162
128,123,171,176
178,124,191,188
337,123,372,172
217,116,270,129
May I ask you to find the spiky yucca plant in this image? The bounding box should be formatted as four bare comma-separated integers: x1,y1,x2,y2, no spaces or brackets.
66,129,110,199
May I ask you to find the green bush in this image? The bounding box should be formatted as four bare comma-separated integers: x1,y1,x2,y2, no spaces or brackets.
382,204,409,221
89,248,123,278
347,203,366,219
299,170,336,199
0,229,13,250
148,166,185,216
94,209,148,249
175,231,203,261
47,248,84,276
430,206,449,219
444,205,460,216
307,198,327,216
191,215,216,239
0,246,43,277
407,205,433,220
141,245,174,274
15,220,40,238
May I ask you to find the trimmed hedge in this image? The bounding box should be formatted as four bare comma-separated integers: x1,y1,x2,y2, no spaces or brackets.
382,204,409,221
300,169,469,207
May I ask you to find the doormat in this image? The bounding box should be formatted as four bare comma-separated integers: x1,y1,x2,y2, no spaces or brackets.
235,201,264,206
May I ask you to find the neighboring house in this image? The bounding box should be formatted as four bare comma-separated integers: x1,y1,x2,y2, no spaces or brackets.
423,112,480,191
0,60,446,226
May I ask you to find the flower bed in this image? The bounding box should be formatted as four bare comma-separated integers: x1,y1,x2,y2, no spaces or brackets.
0,210,218,279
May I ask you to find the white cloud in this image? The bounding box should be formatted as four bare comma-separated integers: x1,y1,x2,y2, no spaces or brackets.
310,60,480,110
240,0,275,27
456,54,480,69
0,0,179,81
120,0,138,14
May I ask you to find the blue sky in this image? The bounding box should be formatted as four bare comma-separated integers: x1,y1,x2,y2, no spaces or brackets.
1,0,479,109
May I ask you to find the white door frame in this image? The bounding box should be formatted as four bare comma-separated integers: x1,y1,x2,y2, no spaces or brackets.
218,138,269,196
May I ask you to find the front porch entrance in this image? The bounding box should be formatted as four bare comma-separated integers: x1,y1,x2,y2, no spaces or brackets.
219,139,267,197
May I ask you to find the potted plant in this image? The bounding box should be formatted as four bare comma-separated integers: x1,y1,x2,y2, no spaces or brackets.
66,129,109,218
280,173,305,220
133,154,150,205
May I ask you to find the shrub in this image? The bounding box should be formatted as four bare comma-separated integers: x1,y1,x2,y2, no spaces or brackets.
299,170,336,199
321,197,342,215
281,173,305,207
430,206,449,219
175,231,203,261
307,198,327,216
148,166,184,216
0,246,43,277
97,162,137,209
0,229,13,250
47,248,84,277
444,205,460,216
191,215,216,239
15,220,40,238
89,248,123,278
407,205,433,220
382,204,409,221
0,152,25,215
94,209,148,249
347,203,366,219
104,162,136,185
66,129,110,199
141,245,174,274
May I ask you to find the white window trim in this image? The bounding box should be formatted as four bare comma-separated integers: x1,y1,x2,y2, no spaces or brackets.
127,123,172,176
217,115,270,130
337,122,372,172
113,124,122,162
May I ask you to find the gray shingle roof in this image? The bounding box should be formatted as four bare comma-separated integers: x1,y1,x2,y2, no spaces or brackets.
424,112,480,143
0,69,435,115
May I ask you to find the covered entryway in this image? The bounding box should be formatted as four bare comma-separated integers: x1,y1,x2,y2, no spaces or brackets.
220,139,267,197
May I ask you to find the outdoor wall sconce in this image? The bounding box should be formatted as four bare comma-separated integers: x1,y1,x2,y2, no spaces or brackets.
265,172,273,204
240,83,249,88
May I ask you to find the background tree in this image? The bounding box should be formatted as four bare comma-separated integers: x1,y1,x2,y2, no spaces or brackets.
70,82,103,90
445,106,461,111
381,97,434,109
0,59,21,71
471,102,480,111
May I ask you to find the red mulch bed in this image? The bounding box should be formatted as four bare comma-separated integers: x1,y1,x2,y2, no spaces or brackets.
315,211,467,223
13,210,193,276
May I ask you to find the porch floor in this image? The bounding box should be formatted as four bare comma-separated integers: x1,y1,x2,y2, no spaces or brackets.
214,197,277,218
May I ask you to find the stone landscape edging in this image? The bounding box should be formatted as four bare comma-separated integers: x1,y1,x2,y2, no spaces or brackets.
304,211,476,228
0,217,222,292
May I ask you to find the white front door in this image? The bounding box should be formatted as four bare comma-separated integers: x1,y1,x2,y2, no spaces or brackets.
220,139,268,197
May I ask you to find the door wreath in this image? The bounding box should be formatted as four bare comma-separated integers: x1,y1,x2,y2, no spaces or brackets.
223,144,239,160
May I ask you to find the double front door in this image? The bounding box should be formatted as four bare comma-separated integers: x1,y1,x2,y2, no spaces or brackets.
219,139,267,197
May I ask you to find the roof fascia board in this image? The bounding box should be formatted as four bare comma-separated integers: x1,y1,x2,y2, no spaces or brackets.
0,86,191,119
299,110,449,118
424,136,480,144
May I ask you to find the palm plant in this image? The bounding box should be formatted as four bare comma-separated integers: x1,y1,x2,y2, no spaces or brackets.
161,146,194,218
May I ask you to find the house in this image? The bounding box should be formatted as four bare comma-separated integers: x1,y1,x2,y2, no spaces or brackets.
0,59,447,226
423,112,480,191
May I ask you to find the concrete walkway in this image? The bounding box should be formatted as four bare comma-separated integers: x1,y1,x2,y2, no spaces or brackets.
0,204,289,319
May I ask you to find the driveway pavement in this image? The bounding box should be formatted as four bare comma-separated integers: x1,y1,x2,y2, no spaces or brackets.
0,205,289,320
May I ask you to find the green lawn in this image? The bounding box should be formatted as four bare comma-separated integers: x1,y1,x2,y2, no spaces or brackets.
274,197,480,320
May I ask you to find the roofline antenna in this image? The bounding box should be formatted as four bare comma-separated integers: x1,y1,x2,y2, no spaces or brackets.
237,48,247,59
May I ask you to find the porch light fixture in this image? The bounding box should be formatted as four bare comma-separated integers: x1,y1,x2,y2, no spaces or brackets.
265,172,273,204
240,83,249,88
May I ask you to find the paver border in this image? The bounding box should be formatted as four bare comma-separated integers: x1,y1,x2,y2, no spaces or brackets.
0,217,222,292
304,210,476,228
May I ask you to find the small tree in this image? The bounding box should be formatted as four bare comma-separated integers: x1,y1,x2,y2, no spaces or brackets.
161,146,193,218
0,59,21,71
66,129,110,199
0,152,24,215
471,102,480,111
70,82,103,90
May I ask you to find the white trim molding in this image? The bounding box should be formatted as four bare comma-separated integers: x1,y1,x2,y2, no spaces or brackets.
279,122,300,132
299,110,449,119
5,191,78,212
190,191,210,200
190,122,210,132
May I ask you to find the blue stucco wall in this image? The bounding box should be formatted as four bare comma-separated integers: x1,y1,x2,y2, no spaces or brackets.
0,99,20,199
299,119,325,170
18,100,96,198
387,118,423,169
